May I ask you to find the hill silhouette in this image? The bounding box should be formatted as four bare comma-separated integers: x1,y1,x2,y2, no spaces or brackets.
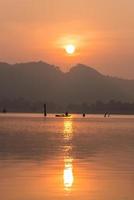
0,61,134,110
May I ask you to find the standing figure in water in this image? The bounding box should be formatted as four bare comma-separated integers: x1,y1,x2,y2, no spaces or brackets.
104,112,110,117
2,108,7,113
104,112,108,117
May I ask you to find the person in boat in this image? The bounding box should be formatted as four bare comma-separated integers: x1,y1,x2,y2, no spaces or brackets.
65,112,69,117
55,112,71,117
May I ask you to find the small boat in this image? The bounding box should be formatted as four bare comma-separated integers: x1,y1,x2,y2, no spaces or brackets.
55,114,71,118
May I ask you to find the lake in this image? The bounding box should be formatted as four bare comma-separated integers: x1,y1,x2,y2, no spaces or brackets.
0,113,134,200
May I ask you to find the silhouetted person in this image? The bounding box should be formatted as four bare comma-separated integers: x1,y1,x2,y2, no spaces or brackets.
104,112,108,117
104,112,110,117
83,113,86,117
2,108,7,113
65,112,68,117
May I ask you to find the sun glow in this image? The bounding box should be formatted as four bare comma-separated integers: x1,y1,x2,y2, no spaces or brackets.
63,119,74,191
64,157,74,190
63,120,73,141
65,44,76,55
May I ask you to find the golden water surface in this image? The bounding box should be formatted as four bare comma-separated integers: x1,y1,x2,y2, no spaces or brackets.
0,114,134,200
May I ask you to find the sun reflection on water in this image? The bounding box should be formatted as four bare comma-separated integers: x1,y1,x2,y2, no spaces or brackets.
63,120,73,141
63,119,74,191
64,157,74,191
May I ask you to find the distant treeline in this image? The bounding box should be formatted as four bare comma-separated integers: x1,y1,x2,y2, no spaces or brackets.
1,98,134,114
67,100,134,114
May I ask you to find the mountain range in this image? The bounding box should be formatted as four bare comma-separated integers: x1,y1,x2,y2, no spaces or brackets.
0,61,134,106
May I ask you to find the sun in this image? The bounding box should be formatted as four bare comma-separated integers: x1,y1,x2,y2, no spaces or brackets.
65,44,76,55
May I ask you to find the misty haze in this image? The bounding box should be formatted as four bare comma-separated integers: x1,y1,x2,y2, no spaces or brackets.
0,0,134,200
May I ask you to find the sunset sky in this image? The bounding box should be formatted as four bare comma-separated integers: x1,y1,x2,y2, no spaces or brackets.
0,0,134,78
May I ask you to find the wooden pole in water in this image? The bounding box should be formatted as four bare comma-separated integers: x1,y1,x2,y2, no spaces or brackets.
44,104,47,117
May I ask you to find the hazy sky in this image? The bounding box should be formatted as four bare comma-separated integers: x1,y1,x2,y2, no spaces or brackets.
0,0,134,78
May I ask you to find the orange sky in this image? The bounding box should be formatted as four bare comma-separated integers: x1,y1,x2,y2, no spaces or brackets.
0,0,134,78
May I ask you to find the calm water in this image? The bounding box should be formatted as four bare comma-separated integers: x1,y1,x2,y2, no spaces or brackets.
0,113,134,200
